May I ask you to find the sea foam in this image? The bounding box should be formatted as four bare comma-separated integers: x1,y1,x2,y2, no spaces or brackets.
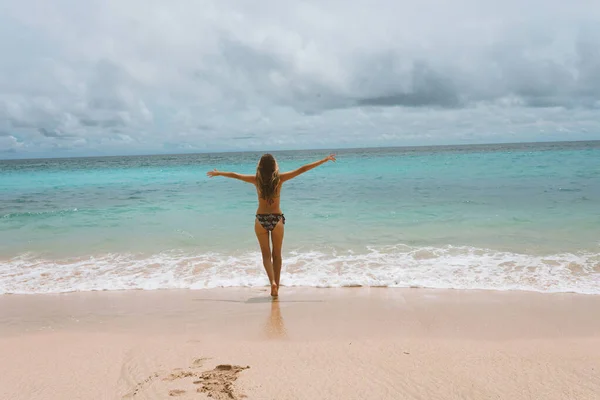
1,244,598,295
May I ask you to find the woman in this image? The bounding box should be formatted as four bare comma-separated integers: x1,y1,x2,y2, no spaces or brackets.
207,153,336,297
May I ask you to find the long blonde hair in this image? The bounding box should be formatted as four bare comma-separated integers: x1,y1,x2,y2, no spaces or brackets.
256,154,280,204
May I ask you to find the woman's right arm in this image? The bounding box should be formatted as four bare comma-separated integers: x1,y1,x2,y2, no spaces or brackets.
280,154,336,182
207,169,256,184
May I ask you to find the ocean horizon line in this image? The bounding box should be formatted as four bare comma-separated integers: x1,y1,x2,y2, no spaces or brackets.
2,138,599,162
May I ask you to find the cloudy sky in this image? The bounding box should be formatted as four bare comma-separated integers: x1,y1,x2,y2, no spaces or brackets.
1,0,599,158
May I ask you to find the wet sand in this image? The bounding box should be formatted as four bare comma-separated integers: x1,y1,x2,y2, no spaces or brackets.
1,288,599,399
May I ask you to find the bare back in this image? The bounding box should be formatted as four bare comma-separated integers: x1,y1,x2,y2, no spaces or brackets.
255,182,282,214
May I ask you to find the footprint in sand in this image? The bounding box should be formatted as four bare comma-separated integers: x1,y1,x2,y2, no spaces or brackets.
194,364,250,400
192,357,210,368
162,370,194,381
125,359,249,399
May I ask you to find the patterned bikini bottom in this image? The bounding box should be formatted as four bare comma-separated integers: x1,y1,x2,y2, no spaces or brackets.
255,213,285,231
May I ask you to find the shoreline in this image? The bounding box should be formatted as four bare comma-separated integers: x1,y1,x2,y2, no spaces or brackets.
1,288,599,399
3,283,600,295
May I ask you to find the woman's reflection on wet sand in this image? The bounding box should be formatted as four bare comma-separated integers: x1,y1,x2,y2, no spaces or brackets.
264,299,286,339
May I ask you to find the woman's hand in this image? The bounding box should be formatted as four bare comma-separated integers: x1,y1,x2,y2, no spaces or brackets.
325,154,336,162
206,168,220,178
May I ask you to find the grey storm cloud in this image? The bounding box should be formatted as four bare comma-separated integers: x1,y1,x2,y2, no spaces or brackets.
38,128,77,139
355,62,461,108
0,0,599,157
38,128,63,138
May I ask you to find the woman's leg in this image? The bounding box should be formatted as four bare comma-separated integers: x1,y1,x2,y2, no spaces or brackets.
255,219,277,296
270,220,285,288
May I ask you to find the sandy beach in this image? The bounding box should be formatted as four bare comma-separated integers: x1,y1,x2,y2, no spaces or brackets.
1,288,599,399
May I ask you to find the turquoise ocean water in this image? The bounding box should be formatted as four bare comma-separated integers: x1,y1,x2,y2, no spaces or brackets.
1,141,599,294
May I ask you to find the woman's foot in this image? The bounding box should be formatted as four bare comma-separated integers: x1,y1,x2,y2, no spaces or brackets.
271,282,279,297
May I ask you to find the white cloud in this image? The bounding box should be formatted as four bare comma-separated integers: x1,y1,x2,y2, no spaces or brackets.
0,0,599,157
0,134,24,153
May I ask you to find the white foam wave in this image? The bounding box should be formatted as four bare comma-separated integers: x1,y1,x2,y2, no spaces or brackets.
1,245,599,295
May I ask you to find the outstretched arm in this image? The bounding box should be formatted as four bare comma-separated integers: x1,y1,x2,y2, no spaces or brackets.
280,154,336,182
206,169,256,184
